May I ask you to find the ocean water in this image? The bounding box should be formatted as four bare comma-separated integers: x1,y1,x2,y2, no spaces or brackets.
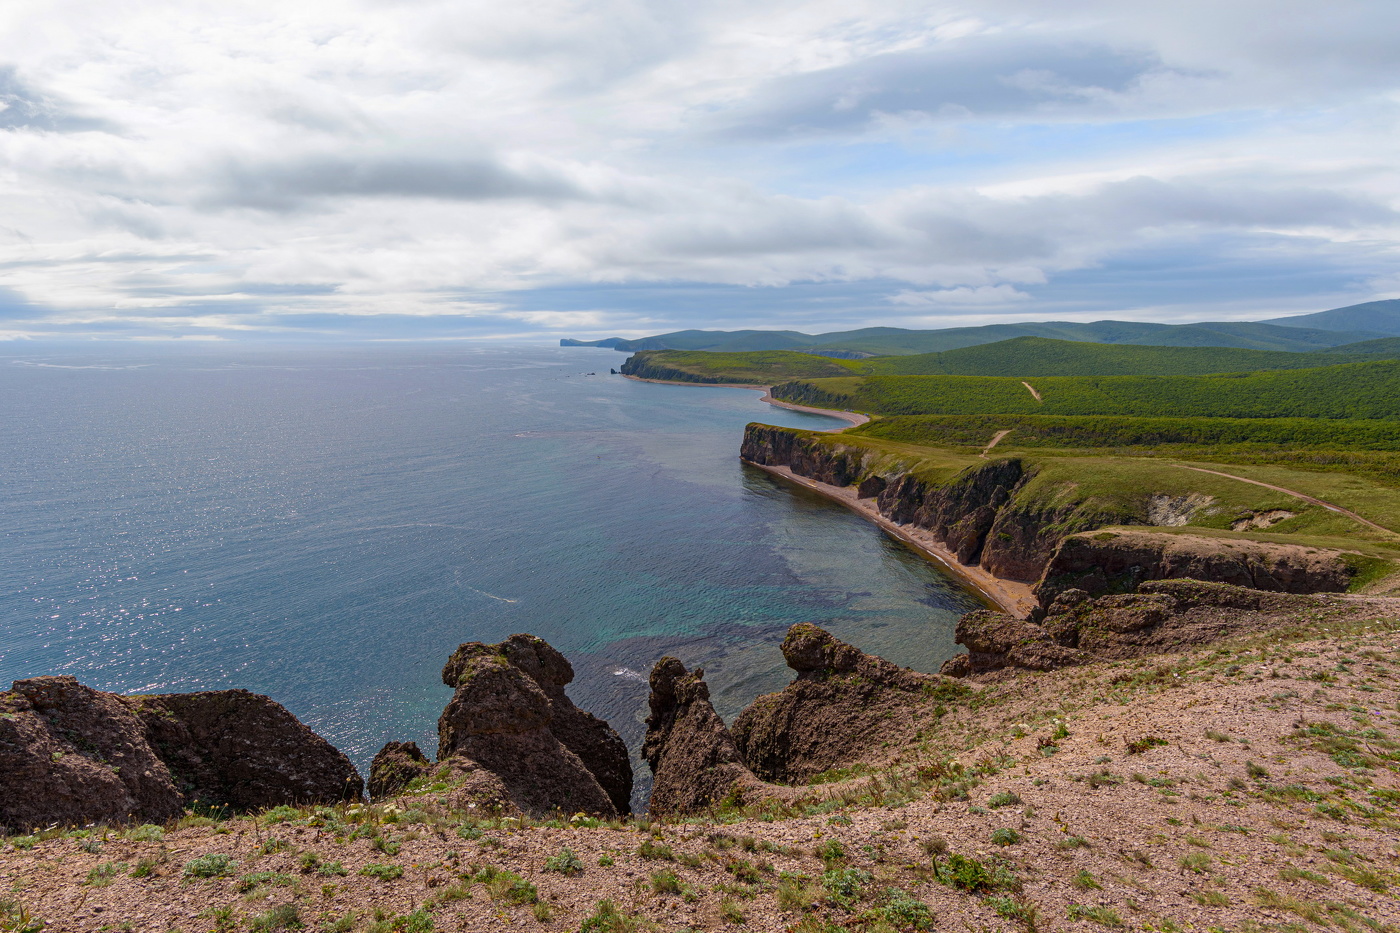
0,344,981,797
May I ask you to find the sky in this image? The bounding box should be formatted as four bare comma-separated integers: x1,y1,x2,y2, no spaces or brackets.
1,0,1398,342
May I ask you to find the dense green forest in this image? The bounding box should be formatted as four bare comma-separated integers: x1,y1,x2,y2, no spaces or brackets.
774,360,1400,421
619,335,1399,385
849,413,1400,451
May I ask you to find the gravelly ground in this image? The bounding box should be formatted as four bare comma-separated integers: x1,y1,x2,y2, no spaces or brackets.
3,605,1398,933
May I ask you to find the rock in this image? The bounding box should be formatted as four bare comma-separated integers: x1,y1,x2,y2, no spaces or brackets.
731,624,950,783
954,611,1084,674
939,654,972,678
1036,530,1354,608
0,676,362,834
952,579,1335,675
495,634,632,814
134,690,363,811
369,741,432,799
438,635,627,817
856,475,887,499
641,658,772,817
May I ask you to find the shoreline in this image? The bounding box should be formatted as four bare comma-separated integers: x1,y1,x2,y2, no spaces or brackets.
745,461,1038,619
622,374,870,429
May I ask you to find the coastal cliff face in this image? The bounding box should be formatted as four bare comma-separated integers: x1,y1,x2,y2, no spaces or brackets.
943,579,1335,677
371,634,632,818
620,351,758,384
742,424,1121,583
0,676,362,833
1035,529,1355,606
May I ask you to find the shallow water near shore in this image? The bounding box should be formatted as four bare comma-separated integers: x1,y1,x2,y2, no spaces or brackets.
0,344,980,795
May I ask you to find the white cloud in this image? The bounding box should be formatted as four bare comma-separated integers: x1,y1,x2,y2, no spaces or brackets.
0,0,1395,338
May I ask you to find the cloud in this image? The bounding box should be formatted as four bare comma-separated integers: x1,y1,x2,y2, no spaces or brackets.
0,66,110,132
889,285,1031,306
702,36,1170,139
0,1,1396,340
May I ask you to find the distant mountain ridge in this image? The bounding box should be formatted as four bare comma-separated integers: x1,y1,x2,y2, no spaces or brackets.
564,298,1400,356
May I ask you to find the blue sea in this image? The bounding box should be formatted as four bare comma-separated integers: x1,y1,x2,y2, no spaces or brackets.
0,344,980,795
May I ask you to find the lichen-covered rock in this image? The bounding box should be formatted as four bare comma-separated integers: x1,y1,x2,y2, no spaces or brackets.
369,741,432,799
0,676,362,834
641,658,773,817
731,625,955,784
438,634,628,817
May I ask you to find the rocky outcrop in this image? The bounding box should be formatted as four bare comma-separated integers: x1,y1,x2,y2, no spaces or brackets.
0,676,362,834
641,658,774,816
941,580,1332,677
731,624,949,784
369,741,433,799
435,634,629,817
1035,530,1354,607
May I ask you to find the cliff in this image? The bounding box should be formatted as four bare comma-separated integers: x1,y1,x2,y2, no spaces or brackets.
943,579,1339,676
0,677,362,833
1035,528,1355,606
742,424,1126,586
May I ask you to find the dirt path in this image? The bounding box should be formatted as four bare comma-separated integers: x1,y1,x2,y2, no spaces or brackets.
747,462,1039,617
980,429,1011,459
1021,381,1042,402
1181,465,1396,536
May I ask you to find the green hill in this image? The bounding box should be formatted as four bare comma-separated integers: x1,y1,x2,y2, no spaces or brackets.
566,314,1384,356
1326,336,1400,356
775,360,1400,421
857,336,1370,376
620,349,852,383
1263,298,1400,336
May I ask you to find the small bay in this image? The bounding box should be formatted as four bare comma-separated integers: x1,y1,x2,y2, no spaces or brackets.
0,344,980,787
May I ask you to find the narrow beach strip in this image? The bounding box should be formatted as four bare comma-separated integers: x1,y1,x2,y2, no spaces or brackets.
746,461,1039,619
622,374,869,428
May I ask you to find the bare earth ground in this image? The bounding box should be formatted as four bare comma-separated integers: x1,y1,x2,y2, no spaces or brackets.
748,462,1038,617
8,600,1396,933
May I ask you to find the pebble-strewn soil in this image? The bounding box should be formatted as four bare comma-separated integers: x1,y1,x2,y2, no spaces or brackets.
3,601,1398,933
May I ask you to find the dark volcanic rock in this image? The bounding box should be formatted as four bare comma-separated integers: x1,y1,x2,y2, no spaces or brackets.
731,624,952,784
135,690,363,810
438,635,627,817
369,741,432,799
642,658,772,817
0,676,362,834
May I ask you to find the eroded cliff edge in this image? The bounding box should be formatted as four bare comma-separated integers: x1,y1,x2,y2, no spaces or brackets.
741,423,1361,616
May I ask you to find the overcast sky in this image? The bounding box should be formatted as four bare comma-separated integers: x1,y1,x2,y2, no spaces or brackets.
1,0,1398,342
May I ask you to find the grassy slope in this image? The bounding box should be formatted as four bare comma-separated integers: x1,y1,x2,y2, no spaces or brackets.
621,349,854,383
784,360,1400,421
859,336,1377,376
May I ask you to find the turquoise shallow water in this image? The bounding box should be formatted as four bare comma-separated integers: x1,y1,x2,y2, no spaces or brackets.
0,344,980,792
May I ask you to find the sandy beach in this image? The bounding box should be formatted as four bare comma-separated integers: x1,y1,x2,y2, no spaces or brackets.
622,374,870,428
746,462,1039,619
